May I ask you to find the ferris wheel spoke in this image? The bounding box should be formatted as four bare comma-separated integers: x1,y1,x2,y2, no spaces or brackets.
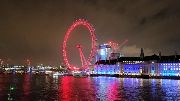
76,44,87,68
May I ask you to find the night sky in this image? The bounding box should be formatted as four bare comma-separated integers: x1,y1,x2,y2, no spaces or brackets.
0,0,180,65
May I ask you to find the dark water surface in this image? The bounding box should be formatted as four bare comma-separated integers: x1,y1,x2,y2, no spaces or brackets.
0,74,180,101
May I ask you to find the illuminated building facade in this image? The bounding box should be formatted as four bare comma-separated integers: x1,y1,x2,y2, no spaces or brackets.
93,65,120,75
157,55,180,76
159,63,180,76
93,49,180,77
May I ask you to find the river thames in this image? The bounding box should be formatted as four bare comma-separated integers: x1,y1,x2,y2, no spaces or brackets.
0,74,180,101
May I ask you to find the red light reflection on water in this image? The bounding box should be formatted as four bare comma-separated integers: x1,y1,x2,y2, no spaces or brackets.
94,77,123,101
59,76,72,101
21,74,31,100
107,81,118,100
23,74,30,95
59,76,96,101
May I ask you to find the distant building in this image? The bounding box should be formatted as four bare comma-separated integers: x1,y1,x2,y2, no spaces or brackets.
96,43,124,61
96,44,112,61
110,53,120,60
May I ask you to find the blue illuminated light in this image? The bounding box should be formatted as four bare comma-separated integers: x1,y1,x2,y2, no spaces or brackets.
160,63,180,76
123,64,141,75
93,61,180,77
93,65,120,75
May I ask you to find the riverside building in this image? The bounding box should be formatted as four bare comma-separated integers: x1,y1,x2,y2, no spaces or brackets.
92,47,180,77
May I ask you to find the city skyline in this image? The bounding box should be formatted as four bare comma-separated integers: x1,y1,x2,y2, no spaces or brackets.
0,0,180,65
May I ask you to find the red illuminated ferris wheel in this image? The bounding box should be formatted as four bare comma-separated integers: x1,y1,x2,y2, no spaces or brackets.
62,19,97,70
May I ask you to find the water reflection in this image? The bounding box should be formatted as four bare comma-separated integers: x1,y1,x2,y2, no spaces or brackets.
22,74,31,97
59,77,96,101
0,74,180,100
93,77,120,101
59,76,72,100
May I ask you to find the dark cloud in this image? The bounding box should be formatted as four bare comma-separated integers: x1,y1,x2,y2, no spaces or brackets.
0,0,180,65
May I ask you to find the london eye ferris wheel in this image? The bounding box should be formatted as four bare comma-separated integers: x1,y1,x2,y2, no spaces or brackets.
62,19,97,70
